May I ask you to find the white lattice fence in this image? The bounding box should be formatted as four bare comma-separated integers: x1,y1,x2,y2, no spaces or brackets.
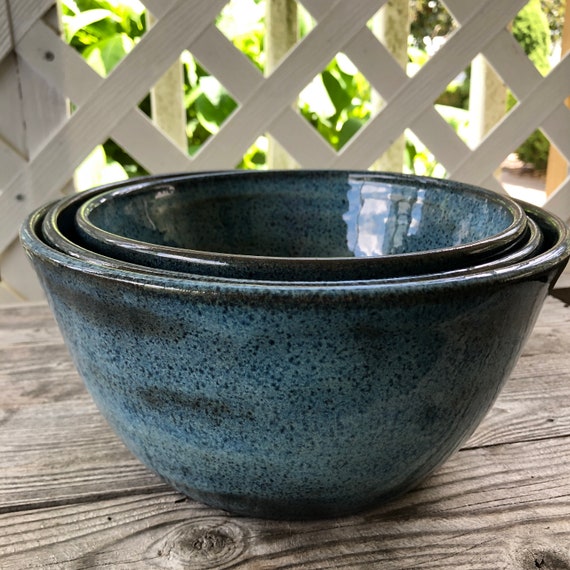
0,0,569,302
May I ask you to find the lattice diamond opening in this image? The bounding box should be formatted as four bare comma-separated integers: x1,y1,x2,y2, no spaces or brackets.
75,139,147,191
404,129,448,178
216,0,267,70
238,135,269,169
407,0,458,76
183,55,239,155
510,0,553,78
432,68,471,148
298,53,378,151
62,0,149,77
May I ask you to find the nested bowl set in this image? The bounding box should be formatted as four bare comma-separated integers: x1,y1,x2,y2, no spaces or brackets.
21,170,570,519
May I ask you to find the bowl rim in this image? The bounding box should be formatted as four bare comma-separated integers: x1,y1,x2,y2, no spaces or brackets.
22,194,570,297
43,182,544,285
72,170,528,274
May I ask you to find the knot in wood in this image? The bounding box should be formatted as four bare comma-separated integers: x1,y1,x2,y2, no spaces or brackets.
515,543,570,570
187,529,230,553
156,518,247,568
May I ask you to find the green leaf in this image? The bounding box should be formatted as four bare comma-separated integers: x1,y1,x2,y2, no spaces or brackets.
104,0,145,14
298,76,335,118
199,76,226,106
337,118,363,149
63,9,119,42
181,51,198,86
61,0,80,16
75,145,128,191
322,70,351,115
83,33,134,76
195,90,237,134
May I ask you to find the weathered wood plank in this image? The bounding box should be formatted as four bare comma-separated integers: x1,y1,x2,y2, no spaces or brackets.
0,302,59,346
0,436,569,568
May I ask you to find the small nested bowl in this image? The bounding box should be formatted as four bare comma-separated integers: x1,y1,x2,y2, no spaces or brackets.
73,170,527,281
21,192,569,520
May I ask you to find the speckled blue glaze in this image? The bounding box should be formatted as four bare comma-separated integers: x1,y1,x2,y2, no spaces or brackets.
44,180,543,286
73,171,528,281
21,195,569,520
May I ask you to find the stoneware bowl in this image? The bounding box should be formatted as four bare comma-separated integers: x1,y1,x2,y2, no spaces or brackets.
22,195,569,520
43,180,544,286
72,170,528,281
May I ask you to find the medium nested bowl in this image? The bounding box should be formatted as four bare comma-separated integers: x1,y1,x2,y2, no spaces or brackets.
72,170,527,281
42,180,544,286
21,195,569,520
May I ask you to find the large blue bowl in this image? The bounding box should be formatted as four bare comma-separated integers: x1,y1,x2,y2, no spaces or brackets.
71,171,527,281
21,190,569,520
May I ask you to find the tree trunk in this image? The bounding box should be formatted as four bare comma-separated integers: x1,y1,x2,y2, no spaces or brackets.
148,14,187,152
265,0,298,169
371,0,409,173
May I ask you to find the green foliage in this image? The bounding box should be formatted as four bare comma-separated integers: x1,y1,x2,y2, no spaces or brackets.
183,54,239,155
62,0,477,181
541,0,567,45
513,0,552,76
299,54,371,151
62,0,145,68
62,0,148,177
409,0,455,49
508,0,552,170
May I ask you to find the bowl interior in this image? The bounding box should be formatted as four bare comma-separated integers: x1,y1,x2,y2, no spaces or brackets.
78,171,523,261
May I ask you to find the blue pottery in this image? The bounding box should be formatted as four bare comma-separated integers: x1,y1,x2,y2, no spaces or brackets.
72,171,528,281
21,192,569,520
43,179,542,288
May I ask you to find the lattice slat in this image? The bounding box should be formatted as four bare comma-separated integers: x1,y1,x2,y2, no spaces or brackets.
450,56,570,184
0,0,226,251
448,8,570,164
0,0,11,64
0,0,569,265
332,0,528,169
17,20,192,173
546,175,570,220
7,0,53,44
190,0,384,170
189,25,337,167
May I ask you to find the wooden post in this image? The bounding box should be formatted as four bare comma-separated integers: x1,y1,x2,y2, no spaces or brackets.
545,1,570,196
265,0,298,169
469,54,507,145
371,0,409,173
148,14,187,152
0,2,68,303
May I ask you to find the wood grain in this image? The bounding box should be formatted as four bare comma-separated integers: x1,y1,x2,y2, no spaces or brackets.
1,297,570,568
0,437,569,568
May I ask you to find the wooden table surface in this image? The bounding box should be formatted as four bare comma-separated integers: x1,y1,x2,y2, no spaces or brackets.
1,297,570,569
